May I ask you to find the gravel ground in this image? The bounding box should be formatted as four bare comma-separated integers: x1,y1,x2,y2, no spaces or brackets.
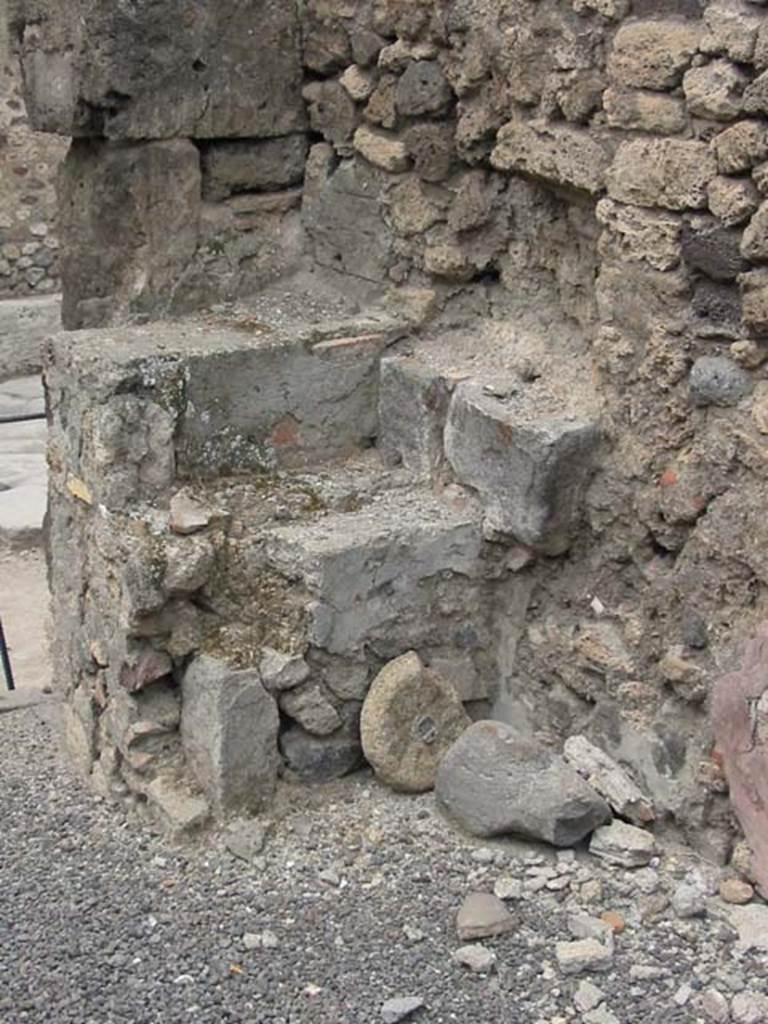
2,701,768,1024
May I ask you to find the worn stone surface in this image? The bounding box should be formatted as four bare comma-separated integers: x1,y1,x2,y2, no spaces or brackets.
180,655,280,815
360,652,471,794
607,140,717,211
200,136,309,201
456,892,515,941
17,0,305,140
491,121,611,195
436,721,611,846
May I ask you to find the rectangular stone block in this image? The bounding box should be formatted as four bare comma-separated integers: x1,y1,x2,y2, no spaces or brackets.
17,0,305,140
378,355,452,480
57,139,202,329
491,120,612,195
181,655,280,814
445,382,601,555
607,139,717,211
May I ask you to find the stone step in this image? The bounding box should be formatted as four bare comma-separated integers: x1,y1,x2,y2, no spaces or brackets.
45,299,407,510
379,328,603,554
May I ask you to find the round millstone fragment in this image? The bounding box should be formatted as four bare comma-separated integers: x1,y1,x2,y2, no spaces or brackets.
360,651,471,793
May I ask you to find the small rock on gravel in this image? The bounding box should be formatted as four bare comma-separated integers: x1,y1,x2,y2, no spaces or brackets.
574,980,605,1013
381,996,425,1023
436,720,610,845
719,877,754,905
589,820,655,867
452,943,497,973
563,734,655,825
732,991,768,1024
494,876,523,900
556,938,613,975
456,891,516,940
672,879,708,918
698,988,730,1023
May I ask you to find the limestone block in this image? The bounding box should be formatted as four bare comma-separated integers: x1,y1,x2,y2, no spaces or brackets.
200,136,309,201
491,120,612,196
701,0,763,63
683,59,748,121
607,139,717,211
742,200,768,259
435,720,611,846
378,354,453,479
602,88,686,136
353,125,410,172
712,622,768,897
708,175,761,225
712,121,768,174
444,382,601,555
742,269,768,334
394,61,452,117
17,0,305,140
607,20,701,90
58,138,201,329
360,652,471,793
181,655,279,814
596,199,682,272
743,70,768,114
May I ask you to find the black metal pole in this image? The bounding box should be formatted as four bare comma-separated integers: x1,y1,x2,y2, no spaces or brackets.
0,617,15,691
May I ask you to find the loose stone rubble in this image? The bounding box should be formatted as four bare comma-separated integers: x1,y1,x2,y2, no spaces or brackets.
6,0,768,894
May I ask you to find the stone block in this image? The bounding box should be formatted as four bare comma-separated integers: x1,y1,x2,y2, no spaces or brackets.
596,199,682,272
395,61,452,117
602,88,687,136
17,0,305,140
181,655,279,814
491,120,612,196
435,720,611,846
743,70,768,114
563,735,655,826
303,155,393,282
607,20,701,90
683,59,748,121
683,217,746,281
742,200,768,259
280,704,363,781
741,269,768,335
711,121,768,175
556,939,613,976
701,0,763,63
708,175,760,226
57,139,202,329
378,354,453,479
444,382,600,555
200,136,309,201
589,821,656,867
607,139,717,212
353,125,410,172
303,81,358,151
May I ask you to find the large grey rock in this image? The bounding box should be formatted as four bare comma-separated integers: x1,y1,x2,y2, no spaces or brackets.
280,719,363,782
181,655,279,815
445,383,600,555
436,720,611,846
17,0,305,140
360,652,471,793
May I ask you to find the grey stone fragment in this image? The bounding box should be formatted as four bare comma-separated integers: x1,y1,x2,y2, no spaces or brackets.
589,821,656,867
360,652,471,794
452,943,497,973
672,878,708,918
279,682,341,736
690,357,751,407
145,777,210,834
563,735,654,825
181,655,280,814
436,721,610,846
732,991,768,1023
378,356,452,480
200,136,309,200
225,819,270,862
456,892,515,941
574,980,605,1013
445,383,600,555
169,492,216,535
395,61,452,116
280,717,363,783
259,647,311,692
381,996,425,1024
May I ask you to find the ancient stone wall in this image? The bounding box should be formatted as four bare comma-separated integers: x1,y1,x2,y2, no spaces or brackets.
15,0,768,881
0,13,64,298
